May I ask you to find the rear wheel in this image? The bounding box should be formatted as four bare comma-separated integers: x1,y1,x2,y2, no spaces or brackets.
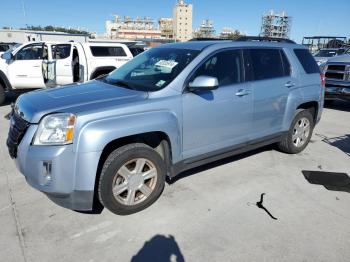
0,84,5,105
98,143,166,215
278,109,314,154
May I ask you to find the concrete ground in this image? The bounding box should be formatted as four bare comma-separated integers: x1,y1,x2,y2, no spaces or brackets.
1,92,350,262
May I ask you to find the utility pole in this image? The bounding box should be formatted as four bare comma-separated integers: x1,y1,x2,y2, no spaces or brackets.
21,0,28,28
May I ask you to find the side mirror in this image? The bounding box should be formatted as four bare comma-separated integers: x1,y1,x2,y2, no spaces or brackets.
1,52,13,61
188,76,219,92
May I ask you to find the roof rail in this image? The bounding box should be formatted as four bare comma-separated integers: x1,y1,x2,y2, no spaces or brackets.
189,38,227,42
236,36,296,44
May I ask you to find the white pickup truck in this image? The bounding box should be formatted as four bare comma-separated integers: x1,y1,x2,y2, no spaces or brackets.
0,41,135,104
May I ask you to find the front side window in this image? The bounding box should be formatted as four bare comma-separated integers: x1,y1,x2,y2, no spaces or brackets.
191,49,243,86
52,44,72,59
246,48,287,81
90,46,127,57
15,44,44,60
105,48,200,91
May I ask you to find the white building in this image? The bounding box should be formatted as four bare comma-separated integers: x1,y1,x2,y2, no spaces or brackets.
173,0,193,42
0,29,89,43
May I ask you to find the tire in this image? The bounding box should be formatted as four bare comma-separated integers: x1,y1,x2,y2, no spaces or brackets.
0,84,5,105
278,109,314,154
98,143,166,215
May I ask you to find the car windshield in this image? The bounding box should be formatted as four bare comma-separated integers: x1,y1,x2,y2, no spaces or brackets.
314,49,337,57
345,49,350,55
105,47,200,91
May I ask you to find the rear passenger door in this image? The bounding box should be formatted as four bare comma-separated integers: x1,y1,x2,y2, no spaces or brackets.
51,44,73,85
244,48,294,140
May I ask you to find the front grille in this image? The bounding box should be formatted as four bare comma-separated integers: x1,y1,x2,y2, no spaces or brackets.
327,65,346,71
6,113,30,158
325,72,344,80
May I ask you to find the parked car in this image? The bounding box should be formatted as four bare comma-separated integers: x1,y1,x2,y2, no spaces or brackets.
313,48,345,66
0,41,134,105
0,42,18,54
322,48,350,102
7,38,323,215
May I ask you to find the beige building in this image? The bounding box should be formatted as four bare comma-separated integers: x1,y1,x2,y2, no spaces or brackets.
159,18,174,39
106,15,162,40
173,0,193,42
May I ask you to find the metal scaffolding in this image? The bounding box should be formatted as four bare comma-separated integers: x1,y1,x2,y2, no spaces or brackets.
260,11,292,39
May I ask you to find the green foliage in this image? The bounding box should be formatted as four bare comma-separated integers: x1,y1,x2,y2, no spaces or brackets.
226,30,244,40
19,25,91,36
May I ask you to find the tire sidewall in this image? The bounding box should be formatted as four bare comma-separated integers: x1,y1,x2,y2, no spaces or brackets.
287,110,314,154
98,145,166,215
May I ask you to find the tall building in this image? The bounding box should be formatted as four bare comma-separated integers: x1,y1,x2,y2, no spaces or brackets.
105,15,162,40
194,19,215,38
173,0,193,42
260,10,292,39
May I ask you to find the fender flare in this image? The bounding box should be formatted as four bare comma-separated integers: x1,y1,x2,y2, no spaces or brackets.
89,66,116,80
0,70,12,90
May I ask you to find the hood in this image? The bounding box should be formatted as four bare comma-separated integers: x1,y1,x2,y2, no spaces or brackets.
326,54,350,63
15,80,148,123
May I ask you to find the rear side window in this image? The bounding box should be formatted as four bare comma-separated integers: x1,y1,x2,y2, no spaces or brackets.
90,46,127,57
293,49,320,74
246,49,287,81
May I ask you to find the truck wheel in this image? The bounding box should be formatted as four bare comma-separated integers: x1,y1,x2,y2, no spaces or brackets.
98,143,166,215
278,109,314,154
0,84,5,105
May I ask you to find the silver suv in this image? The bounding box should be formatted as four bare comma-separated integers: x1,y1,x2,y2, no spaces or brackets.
7,38,324,215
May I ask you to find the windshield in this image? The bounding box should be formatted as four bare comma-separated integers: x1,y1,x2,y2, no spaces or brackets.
345,49,350,55
105,47,200,91
314,49,337,57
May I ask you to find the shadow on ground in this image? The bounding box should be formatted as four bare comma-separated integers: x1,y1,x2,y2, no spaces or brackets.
316,133,350,157
167,145,275,185
131,235,185,262
1,90,35,107
302,170,350,193
324,100,350,112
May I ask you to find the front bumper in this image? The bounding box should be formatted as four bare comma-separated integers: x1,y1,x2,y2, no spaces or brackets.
13,125,101,211
325,80,350,101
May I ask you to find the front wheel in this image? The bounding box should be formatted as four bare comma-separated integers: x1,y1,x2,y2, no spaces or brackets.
278,109,314,154
98,143,166,215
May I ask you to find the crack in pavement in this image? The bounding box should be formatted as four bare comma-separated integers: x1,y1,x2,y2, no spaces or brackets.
1,151,28,262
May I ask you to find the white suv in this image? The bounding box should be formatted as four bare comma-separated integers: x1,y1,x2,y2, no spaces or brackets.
0,42,134,104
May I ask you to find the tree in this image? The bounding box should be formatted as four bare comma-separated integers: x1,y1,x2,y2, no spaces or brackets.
226,30,244,40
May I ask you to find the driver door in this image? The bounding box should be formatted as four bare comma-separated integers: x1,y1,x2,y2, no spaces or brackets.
8,43,47,89
182,49,253,159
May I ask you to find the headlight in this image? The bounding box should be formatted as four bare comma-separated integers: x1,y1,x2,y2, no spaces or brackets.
33,113,76,145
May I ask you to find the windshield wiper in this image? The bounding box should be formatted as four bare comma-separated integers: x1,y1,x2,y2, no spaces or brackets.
105,79,136,90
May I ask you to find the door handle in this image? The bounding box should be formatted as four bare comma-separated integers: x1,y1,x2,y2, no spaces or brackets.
285,81,295,88
235,89,251,97
33,65,40,68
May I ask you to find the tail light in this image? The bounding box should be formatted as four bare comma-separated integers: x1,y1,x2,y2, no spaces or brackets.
320,73,325,88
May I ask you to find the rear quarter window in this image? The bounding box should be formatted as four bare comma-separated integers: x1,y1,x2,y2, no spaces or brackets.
293,49,320,74
90,46,127,57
